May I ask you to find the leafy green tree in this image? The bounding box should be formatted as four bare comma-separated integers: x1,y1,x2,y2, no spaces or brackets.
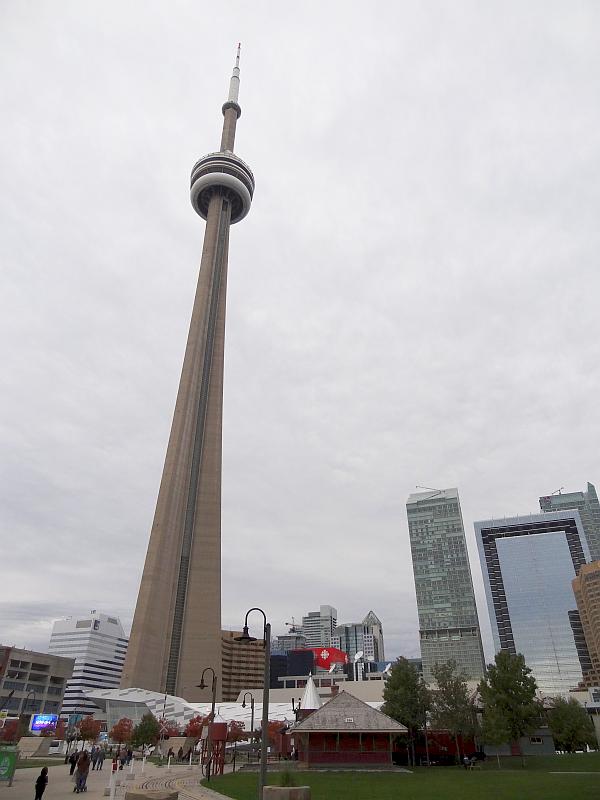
131,713,160,748
431,660,478,763
478,651,540,765
548,697,597,753
382,657,431,766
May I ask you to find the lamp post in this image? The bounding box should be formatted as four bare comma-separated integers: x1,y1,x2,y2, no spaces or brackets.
241,692,255,762
197,668,217,782
19,689,36,737
235,608,270,800
291,698,301,722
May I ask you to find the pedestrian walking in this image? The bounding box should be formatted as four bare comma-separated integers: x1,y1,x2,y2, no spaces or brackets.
34,767,48,800
97,749,105,770
74,751,90,793
69,751,79,776
126,748,132,766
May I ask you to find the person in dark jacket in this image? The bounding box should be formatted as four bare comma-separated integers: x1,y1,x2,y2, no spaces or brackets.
69,751,79,776
35,767,48,800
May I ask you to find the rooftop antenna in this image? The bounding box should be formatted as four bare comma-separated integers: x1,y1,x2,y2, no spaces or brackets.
551,487,564,495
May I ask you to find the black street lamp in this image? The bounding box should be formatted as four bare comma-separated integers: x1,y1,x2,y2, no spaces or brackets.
291,697,301,722
197,667,217,781
235,608,270,800
241,692,255,761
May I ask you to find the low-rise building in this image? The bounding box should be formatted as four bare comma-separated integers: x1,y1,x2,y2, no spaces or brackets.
0,645,74,718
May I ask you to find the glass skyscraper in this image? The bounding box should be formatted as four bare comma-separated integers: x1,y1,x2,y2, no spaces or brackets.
475,511,591,695
407,488,485,683
539,482,600,562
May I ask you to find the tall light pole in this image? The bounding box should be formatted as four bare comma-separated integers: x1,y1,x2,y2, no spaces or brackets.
197,668,217,782
235,608,270,800
241,692,255,761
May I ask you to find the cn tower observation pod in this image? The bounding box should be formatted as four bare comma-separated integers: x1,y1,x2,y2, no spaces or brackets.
190,151,255,223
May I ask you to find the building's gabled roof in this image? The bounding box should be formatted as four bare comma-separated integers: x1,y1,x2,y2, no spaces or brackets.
293,690,407,733
300,673,321,710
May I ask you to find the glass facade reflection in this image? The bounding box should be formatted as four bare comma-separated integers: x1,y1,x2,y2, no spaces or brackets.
476,512,591,695
407,488,485,682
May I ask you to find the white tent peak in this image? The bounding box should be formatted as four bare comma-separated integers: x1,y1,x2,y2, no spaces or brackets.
300,673,322,710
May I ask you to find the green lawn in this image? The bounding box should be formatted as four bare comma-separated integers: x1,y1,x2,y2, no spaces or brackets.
16,758,65,770
205,754,600,800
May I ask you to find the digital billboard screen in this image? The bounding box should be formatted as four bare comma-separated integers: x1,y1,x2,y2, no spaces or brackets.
30,714,58,731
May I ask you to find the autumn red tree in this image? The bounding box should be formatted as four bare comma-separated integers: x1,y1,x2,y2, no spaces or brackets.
109,717,133,744
183,714,208,739
0,719,23,743
227,720,247,743
265,720,285,746
55,718,66,739
79,715,102,744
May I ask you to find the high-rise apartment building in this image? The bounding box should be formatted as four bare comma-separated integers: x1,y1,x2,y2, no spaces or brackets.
407,488,485,683
221,630,265,702
572,561,600,687
301,606,337,649
540,483,600,561
273,633,308,654
48,613,128,715
475,511,590,695
0,646,74,716
122,49,255,702
331,611,385,663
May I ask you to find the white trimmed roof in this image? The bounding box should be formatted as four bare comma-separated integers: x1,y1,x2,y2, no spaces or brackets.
86,687,293,730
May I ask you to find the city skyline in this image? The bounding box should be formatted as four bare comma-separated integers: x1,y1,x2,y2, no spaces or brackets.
2,4,600,665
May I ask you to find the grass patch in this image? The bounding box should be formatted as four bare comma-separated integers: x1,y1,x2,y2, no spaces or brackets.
206,756,600,800
16,758,65,770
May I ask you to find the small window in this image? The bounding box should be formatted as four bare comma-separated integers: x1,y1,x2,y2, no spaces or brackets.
76,620,92,628
529,737,543,745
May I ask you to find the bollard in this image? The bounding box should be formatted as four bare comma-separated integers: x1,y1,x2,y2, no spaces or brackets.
110,770,118,800
166,755,171,774
141,756,146,775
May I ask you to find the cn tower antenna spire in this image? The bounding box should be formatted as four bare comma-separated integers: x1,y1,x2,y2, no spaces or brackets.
220,43,243,152
228,43,241,104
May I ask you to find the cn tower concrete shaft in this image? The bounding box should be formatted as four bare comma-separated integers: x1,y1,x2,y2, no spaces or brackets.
121,49,253,702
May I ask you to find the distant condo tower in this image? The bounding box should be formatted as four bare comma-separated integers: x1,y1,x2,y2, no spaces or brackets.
121,47,254,702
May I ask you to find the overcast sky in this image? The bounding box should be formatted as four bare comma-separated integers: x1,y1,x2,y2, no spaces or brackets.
2,2,600,664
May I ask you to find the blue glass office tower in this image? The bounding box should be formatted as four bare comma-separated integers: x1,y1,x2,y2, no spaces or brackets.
475,511,591,695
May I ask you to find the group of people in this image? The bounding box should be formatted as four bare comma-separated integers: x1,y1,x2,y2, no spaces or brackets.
166,746,193,763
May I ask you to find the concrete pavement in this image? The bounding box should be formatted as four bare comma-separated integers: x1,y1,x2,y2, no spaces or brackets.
0,762,229,800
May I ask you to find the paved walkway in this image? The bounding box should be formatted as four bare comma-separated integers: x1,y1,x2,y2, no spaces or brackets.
0,763,229,800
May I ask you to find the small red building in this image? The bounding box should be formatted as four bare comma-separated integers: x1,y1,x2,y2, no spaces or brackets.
293,690,407,767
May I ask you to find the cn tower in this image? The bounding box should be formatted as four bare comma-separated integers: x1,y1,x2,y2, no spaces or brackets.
121,47,254,702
